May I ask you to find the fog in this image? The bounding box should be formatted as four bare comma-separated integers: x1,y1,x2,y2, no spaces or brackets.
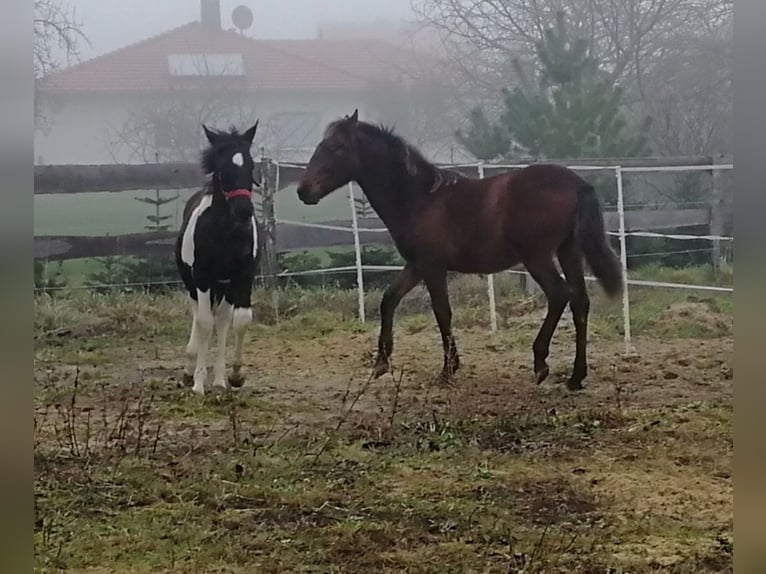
73,0,416,59
30,5,736,567
35,0,732,168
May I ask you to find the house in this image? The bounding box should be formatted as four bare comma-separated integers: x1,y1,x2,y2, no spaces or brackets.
35,0,448,165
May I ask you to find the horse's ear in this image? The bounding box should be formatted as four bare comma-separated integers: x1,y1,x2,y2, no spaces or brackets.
202,124,219,146
348,109,358,125
243,120,259,144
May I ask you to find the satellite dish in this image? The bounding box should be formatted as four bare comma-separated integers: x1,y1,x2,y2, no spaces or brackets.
232,5,254,33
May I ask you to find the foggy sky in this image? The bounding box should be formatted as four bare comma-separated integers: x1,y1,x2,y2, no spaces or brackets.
71,0,416,60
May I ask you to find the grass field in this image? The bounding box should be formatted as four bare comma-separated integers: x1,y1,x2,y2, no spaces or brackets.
34,185,351,236
34,276,733,573
40,258,735,294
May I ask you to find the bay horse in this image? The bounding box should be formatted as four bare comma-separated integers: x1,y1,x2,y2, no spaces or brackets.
175,122,262,395
296,110,623,390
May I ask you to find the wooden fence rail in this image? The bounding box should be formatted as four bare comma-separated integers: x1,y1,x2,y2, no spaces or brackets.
33,156,730,194
34,162,204,194
33,158,726,267
34,210,710,262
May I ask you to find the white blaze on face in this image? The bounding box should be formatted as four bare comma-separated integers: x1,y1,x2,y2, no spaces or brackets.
181,194,213,266
232,152,244,167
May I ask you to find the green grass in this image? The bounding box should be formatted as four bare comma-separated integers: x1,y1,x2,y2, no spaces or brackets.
34,402,734,573
630,262,734,288
34,271,733,342
34,185,353,236
34,283,733,573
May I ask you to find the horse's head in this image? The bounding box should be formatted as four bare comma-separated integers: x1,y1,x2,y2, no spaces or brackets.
297,109,360,205
201,121,259,221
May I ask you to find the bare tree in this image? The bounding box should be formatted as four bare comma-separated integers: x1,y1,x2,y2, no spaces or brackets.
367,77,467,162
413,0,731,96
34,0,87,79
107,56,258,163
34,0,88,131
413,0,732,157
643,25,732,156
107,89,257,163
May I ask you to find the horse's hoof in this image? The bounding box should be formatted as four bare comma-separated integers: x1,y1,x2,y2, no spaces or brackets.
228,375,245,389
182,373,194,388
191,384,205,396
210,384,228,397
372,361,389,379
535,366,550,385
566,377,584,391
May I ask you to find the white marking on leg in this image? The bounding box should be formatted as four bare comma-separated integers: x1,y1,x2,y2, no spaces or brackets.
212,301,234,389
184,299,198,378
192,289,214,394
232,307,252,331
251,216,258,257
181,194,213,266
231,307,253,381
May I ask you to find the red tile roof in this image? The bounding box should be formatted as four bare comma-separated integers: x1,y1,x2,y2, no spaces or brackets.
39,22,424,93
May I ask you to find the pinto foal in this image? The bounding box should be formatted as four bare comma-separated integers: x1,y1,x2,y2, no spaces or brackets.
175,122,261,395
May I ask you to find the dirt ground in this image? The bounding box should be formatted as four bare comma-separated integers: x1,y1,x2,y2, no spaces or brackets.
123,315,733,432
34,295,734,573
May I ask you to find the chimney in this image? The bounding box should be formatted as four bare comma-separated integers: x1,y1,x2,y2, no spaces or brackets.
201,0,221,30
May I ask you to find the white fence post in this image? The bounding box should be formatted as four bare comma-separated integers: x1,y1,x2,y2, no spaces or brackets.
487,274,498,333
615,166,633,355
348,182,366,323
478,162,498,333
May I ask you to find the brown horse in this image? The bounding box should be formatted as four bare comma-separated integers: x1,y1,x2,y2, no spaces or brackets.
297,110,623,390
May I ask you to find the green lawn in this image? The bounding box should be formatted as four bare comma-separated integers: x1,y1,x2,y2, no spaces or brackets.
34,286,733,573
34,185,355,236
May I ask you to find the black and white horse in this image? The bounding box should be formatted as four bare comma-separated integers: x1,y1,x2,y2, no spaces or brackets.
175,122,262,395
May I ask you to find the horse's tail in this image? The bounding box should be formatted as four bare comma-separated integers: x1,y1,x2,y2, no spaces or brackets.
576,184,623,298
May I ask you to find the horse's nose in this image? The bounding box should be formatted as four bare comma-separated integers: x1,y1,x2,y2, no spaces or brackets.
297,183,313,204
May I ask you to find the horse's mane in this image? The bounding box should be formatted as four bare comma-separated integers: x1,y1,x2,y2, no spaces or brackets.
200,126,248,175
355,122,439,182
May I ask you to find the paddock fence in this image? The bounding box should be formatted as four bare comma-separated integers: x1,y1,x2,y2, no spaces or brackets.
34,155,734,354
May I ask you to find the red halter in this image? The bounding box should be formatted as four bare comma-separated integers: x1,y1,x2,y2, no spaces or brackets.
224,188,253,200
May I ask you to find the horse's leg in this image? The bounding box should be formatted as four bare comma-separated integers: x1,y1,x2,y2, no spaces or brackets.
211,300,234,390
373,264,421,378
226,279,254,388
183,298,198,387
557,240,590,390
191,289,215,395
524,257,570,384
423,270,459,383
228,306,253,388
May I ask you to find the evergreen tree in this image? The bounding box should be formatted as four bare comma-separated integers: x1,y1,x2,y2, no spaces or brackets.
89,153,181,293
457,11,651,162
116,187,180,292
454,107,509,161
34,260,67,294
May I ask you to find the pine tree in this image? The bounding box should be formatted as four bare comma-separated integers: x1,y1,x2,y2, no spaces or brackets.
454,107,510,161
34,260,67,294
134,190,177,232
117,153,181,292
457,11,651,162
